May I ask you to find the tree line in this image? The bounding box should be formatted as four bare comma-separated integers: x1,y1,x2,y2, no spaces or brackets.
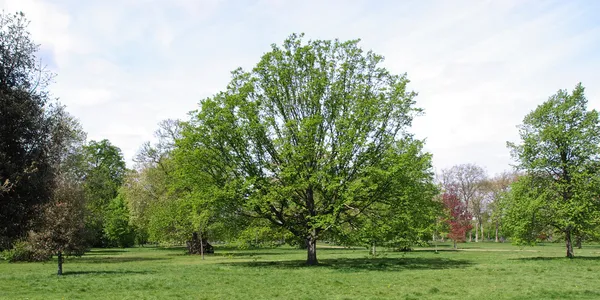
1,12,599,272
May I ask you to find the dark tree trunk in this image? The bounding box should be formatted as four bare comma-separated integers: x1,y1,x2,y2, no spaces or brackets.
200,231,205,260
576,235,582,249
565,230,574,258
306,235,318,265
57,251,63,276
453,240,457,249
187,232,213,255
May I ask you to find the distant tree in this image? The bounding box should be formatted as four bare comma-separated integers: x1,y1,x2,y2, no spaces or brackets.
482,172,518,242
178,34,431,265
441,164,487,242
506,83,600,258
442,189,473,249
104,193,136,248
82,139,127,246
0,11,56,249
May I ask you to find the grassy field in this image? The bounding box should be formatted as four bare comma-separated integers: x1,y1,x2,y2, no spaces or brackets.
1,242,600,299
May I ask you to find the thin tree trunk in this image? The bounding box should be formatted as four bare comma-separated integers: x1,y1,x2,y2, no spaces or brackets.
371,242,376,256
57,251,63,276
453,239,457,249
495,221,499,242
306,232,318,265
475,223,479,242
469,231,472,242
565,230,574,258
480,222,484,242
200,231,204,260
576,235,582,249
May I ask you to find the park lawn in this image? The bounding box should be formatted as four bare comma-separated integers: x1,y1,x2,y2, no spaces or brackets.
1,242,600,300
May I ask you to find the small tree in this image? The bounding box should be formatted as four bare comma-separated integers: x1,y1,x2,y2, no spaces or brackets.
28,178,88,275
442,189,473,249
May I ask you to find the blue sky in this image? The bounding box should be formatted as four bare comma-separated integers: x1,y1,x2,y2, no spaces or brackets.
2,0,599,175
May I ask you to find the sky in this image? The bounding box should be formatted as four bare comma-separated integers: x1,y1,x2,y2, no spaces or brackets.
1,0,599,176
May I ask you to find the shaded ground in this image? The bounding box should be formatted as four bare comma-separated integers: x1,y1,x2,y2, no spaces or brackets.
1,242,600,299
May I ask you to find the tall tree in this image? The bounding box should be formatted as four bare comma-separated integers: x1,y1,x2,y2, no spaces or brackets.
506,83,600,258
180,34,433,265
482,172,517,242
0,11,56,249
441,164,487,242
82,139,127,246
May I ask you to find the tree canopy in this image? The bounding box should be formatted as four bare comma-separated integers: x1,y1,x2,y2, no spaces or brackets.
178,34,437,264
505,83,600,258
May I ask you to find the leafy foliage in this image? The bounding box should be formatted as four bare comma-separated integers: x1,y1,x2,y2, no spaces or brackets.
104,193,136,248
442,189,473,247
82,139,127,246
25,176,88,262
179,33,435,264
0,11,56,249
505,83,600,257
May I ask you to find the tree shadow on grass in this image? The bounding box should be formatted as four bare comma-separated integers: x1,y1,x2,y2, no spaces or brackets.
85,250,127,255
73,257,169,264
414,249,459,253
61,270,154,276
150,246,187,251
212,252,291,257
513,256,600,261
219,257,473,272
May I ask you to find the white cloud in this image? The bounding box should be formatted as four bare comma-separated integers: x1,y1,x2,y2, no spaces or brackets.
1,0,598,176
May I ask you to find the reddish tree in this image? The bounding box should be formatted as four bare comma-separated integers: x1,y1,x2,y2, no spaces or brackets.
442,189,473,249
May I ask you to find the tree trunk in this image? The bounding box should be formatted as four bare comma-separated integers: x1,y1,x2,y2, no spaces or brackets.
306,234,318,265
468,231,472,242
576,235,582,249
371,242,376,256
453,239,457,249
480,222,484,242
565,230,574,258
495,222,499,243
200,231,205,260
475,224,479,242
57,251,63,276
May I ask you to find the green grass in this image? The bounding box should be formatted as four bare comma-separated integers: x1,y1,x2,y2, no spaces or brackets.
1,242,600,299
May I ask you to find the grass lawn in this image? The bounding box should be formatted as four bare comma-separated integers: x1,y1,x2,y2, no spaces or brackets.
1,242,600,299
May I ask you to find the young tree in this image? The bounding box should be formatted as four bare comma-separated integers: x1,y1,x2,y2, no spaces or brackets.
506,83,600,258
28,177,88,275
442,189,473,249
441,164,487,242
179,34,432,265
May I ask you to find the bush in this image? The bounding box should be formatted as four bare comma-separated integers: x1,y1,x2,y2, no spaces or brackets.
0,240,50,262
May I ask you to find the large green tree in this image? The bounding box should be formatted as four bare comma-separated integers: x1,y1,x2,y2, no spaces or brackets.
82,139,127,246
0,12,59,249
180,34,435,264
506,83,600,258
